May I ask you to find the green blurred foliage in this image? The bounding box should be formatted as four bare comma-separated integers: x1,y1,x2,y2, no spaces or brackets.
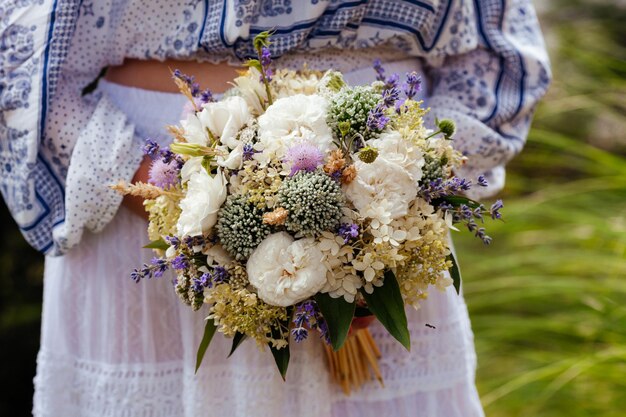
1,1,625,416
455,1,626,416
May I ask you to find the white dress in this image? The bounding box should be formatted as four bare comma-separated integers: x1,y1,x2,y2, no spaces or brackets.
0,1,550,415
34,65,484,417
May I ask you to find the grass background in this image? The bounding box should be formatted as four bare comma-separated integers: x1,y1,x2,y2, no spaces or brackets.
1,1,625,415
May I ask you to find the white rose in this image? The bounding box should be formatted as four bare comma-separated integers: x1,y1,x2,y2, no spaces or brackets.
176,169,227,237
233,67,268,115
344,158,417,220
180,113,209,145
247,232,327,307
216,143,243,170
198,96,251,148
368,131,425,182
256,94,334,164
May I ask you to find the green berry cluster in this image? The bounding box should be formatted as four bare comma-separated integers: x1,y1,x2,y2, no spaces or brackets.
277,171,343,237
217,195,271,260
328,86,382,142
420,154,447,184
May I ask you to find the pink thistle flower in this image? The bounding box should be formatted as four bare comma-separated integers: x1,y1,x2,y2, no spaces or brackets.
148,159,180,189
285,142,324,176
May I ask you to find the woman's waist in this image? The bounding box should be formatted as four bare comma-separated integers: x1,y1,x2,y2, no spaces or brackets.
103,48,422,94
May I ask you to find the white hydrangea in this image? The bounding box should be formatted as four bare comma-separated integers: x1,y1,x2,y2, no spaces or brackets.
246,232,327,307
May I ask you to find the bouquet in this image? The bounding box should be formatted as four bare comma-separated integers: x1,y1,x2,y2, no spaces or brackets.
114,33,503,394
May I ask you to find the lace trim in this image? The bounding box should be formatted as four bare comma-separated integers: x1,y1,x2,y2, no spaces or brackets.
33,351,185,417
34,311,476,416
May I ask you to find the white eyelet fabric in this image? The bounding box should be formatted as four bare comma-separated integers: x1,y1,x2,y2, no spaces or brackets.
34,61,484,417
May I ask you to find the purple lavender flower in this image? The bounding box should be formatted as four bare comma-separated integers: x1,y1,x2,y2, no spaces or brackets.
212,266,229,285
366,103,390,131
373,59,385,82
291,300,330,344
242,143,256,161
148,159,180,189
183,235,206,248
382,87,400,108
477,175,488,187
200,88,215,103
143,139,161,159
284,142,324,176
165,235,181,249
404,72,422,100
260,46,273,81
475,227,492,245
151,257,169,278
384,73,400,91
490,200,504,220
173,69,200,96
338,223,360,243
171,255,189,271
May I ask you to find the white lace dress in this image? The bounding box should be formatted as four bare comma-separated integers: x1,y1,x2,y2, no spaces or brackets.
34,59,484,417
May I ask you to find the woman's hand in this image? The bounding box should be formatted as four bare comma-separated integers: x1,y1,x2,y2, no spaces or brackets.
122,156,152,220
350,315,375,333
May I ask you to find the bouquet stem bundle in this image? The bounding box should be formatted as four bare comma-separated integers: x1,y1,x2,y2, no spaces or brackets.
323,328,384,395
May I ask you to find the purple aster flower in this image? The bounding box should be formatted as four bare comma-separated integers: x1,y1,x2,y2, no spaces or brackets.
242,143,256,161
477,175,488,187
171,255,189,271
148,159,180,189
404,71,422,100
284,142,324,176
338,223,360,243
366,103,390,131
143,139,161,158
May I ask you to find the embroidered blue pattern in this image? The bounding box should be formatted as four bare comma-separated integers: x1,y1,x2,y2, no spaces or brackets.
0,0,551,254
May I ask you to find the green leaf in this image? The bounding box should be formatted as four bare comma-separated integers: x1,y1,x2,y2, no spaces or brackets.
143,239,169,250
361,270,410,351
314,293,356,351
228,332,247,358
438,195,482,209
269,343,290,381
447,253,462,295
195,318,217,373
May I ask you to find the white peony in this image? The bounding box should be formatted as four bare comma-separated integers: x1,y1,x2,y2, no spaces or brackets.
246,232,327,307
176,169,227,237
197,96,251,148
368,131,425,182
344,158,417,220
255,94,334,165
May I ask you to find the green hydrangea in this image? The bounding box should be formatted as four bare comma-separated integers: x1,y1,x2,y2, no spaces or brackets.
217,195,271,260
278,171,343,237
328,86,382,142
